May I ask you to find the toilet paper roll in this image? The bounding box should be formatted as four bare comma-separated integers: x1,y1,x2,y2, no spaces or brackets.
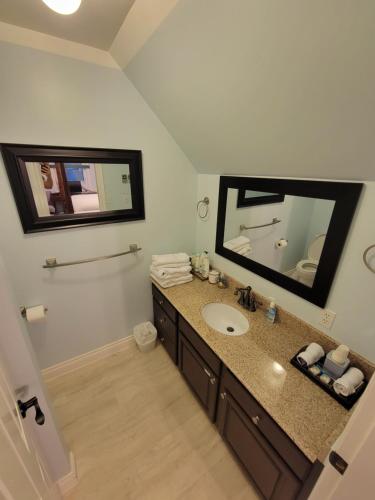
276,239,288,249
25,305,46,323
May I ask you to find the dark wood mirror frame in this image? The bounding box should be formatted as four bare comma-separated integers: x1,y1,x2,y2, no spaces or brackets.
216,176,363,307
1,144,145,233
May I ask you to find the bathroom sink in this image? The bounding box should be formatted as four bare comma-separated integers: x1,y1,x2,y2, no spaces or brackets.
201,303,249,336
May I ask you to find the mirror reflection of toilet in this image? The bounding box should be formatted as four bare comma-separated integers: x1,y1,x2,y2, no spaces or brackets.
296,234,326,286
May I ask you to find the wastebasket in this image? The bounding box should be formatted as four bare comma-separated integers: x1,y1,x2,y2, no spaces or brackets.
134,321,157,352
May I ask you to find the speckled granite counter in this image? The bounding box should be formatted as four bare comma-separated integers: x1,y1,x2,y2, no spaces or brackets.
152,277,374,463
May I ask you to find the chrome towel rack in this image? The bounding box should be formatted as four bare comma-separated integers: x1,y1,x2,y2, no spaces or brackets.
43,244,142,269
240,217,281,231
363,244,375,274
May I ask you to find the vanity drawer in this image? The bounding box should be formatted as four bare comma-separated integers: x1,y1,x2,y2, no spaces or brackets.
218,367,312,482
152,284,177,323
153,299,178,364
179,316,221,375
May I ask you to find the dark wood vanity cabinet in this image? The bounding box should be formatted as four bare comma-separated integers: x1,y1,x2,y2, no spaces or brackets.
178,317,221,421
151,285,319,499
217,367,312,500
152,285,178,364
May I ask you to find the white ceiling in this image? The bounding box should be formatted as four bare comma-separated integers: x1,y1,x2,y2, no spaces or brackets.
125,0,375,181
0,0,135,49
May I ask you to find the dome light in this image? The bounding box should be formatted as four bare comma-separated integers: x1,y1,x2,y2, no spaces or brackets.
42,0,82,15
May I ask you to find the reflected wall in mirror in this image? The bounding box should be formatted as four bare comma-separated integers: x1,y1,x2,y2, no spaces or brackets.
1,145,145,233
225,189,335,288
216,177,363,307
25,162,132,216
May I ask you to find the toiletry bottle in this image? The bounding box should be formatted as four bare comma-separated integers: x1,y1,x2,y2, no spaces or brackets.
266,299,277,323
201,251,210,278
191,254,199,273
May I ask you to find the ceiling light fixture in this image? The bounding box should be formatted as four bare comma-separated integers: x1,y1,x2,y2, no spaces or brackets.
42,0,82,15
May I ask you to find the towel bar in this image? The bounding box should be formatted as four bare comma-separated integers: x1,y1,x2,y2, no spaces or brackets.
240,217,281,231
43,244,142,268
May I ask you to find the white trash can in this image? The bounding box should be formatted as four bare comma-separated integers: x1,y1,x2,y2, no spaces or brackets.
134,321,157,353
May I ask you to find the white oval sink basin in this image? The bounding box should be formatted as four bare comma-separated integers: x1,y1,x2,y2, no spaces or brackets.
202,303,249,336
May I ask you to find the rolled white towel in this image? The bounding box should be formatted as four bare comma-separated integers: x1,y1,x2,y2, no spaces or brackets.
224,236,251,251
297,343,325,367
333,367,364,397
150,266,192,279
151,273,193,289
152,253,190,267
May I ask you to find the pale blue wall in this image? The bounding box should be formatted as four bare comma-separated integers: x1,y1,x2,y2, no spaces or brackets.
0,41,197,368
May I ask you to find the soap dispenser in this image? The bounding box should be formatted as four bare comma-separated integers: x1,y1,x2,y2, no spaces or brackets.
266,298,277,323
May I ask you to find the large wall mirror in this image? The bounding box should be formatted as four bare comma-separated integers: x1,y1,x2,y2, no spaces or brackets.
216,177,363,307
1,144,145,233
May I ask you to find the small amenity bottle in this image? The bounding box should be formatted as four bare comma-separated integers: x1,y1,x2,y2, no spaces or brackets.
266,300,277,323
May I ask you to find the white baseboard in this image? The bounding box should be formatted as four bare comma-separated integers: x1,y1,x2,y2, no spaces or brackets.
57,451,78,497
43,335,135,382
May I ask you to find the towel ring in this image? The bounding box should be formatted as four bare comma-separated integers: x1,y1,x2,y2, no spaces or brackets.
363,244,375,273
197,197,209,219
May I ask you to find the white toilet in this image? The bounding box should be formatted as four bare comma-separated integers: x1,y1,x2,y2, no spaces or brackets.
296,234,326,287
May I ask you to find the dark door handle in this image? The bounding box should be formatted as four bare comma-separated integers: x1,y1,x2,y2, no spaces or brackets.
329,451,348,475
17,397,45,425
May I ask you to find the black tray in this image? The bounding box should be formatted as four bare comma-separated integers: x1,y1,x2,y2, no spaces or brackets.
290,346,367,410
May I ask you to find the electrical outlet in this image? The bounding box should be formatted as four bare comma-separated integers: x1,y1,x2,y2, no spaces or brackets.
319,309,336,330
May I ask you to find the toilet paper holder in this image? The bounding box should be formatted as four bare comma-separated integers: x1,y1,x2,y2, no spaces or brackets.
20,306,48,318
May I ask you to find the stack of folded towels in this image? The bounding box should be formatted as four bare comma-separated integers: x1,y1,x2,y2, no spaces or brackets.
223,236,252,257
150,253,193,288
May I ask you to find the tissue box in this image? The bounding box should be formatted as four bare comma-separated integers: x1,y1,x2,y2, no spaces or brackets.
323,351,350,378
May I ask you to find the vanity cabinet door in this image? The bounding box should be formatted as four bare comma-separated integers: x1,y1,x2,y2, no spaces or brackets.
178,333,219,421
217,390,301,500
217,370,304,500
153,299,178,364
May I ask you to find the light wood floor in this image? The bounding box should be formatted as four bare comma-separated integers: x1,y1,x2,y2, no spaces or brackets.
46,340,259,500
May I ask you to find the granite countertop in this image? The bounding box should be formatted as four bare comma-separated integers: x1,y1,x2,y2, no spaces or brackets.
153,277,374,463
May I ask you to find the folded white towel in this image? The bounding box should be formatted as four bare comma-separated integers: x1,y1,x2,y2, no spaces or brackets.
297,343,325,367
150,266,192,279
237,245,252,256
224,236,251,251
333,367,364,397
152,253,190,267
151,273,193,289
152,262,189,269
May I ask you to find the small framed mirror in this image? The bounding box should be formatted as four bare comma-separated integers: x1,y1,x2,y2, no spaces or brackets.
216,176,363,307
1,144,145,233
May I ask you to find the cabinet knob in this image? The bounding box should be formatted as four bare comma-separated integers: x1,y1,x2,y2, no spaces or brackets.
251,415,260,426
160,337,165,343
203,367,212,378
210,377,216,385
159,300,164,305
220,392,226,400
159,318,165,324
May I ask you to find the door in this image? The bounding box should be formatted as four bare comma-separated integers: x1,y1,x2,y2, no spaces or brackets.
217,390,301,500
0,255,70,490
0,353,58,500
153,299,178,363
309,374,375,500
178,333,219,421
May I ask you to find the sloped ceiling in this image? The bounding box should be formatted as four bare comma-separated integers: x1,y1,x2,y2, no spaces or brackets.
124,0,375,180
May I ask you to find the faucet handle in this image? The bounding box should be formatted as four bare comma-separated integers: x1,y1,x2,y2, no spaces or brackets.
249,292,263,312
